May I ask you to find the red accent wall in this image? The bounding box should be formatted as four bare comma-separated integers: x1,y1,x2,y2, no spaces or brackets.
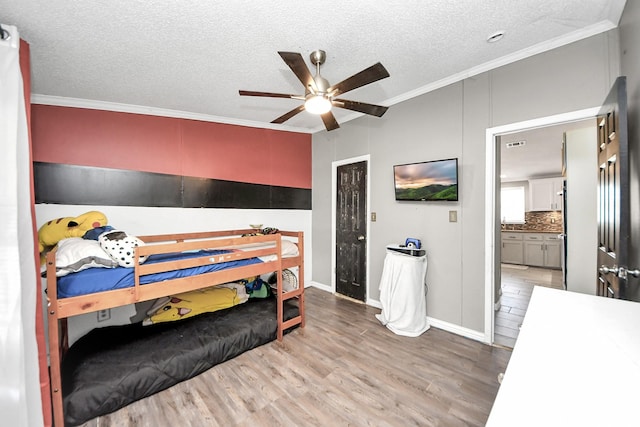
31,105,312,189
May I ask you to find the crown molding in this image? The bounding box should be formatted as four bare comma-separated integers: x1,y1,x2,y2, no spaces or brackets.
30,94,313,134
384,20,618,107
31,20,616,136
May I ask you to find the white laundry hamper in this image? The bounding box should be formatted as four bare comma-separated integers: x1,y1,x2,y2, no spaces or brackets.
375,248,429,337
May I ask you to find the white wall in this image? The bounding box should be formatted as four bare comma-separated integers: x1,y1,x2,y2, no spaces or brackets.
565,127,598,295
312,31,619,334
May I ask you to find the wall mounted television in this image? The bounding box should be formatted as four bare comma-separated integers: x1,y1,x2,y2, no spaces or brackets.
393,158,459,201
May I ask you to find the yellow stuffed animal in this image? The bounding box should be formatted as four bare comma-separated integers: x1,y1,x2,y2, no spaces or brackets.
38,210,108,253
142,284,248,325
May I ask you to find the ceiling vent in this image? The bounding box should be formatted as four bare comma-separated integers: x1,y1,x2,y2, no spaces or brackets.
505,140,526,148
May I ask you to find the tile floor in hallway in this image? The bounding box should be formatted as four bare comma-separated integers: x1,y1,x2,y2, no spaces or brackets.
494,264,564,348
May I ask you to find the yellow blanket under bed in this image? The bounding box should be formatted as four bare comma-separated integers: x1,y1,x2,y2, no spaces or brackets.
143,283,248,325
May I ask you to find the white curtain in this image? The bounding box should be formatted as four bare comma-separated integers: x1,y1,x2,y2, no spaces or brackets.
0,25,44,427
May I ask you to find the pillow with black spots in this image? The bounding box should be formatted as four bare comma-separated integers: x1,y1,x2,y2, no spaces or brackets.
98,230,148,268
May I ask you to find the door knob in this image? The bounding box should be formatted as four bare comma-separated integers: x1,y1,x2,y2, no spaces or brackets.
357,235,365,241
600,266,640,278
618,267,640,278
599,265,619,275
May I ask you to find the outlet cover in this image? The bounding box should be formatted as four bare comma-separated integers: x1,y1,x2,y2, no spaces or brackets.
449,210,458,222
97,309,111,322
371,212,377,222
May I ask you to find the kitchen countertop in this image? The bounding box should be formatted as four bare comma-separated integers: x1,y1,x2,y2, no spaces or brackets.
500,230,561,233
486,287,640,426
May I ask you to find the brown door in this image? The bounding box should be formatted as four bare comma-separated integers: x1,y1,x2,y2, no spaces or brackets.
336,161,367,301
596,77,635,298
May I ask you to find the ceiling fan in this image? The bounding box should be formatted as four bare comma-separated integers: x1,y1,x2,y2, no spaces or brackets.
239,50,390,131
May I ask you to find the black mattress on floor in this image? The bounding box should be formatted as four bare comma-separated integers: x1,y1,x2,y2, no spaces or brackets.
61,296,299,426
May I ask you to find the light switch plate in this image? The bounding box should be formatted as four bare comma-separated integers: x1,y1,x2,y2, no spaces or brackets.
449,210,458,222
371,212,377,222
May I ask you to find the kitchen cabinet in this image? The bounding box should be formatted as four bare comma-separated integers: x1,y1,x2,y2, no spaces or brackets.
543,234,561,268
501,232,523,264
528,177,563,211
523,233,561,268
524,235,545,266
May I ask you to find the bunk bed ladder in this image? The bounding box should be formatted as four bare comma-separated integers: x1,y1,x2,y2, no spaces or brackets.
276,231,305,340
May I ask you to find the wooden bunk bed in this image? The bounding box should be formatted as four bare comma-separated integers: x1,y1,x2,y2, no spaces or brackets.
45,229,305,426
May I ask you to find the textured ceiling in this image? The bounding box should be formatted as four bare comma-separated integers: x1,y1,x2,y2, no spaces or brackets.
1,0,627,133
500,120,594,182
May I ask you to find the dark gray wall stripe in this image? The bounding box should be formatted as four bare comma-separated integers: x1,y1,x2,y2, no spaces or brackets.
34,162,311,210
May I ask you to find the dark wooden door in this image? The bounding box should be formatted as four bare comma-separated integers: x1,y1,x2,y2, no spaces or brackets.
597,77,632,298
336,161,367,301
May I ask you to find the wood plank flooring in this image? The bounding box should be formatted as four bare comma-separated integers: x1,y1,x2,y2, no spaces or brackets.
79,288,511,426
495,265,563,348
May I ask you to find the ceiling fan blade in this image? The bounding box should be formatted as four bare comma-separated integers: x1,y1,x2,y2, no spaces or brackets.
328,62,390,97
239,90,302,99
320,111,340,131
278,51,318,93
271,105,306,124
333,98,389,117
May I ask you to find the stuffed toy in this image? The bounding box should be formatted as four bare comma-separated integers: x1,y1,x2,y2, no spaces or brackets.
239,276,271,298
98,230,148,267
241,227,279,237
142,283,248,325
83,225,114,241
38,210,108,253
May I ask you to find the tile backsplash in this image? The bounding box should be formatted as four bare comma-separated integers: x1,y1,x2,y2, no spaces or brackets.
503,211,563,232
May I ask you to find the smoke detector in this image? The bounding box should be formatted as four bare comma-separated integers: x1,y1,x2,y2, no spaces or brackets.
505,140,526,148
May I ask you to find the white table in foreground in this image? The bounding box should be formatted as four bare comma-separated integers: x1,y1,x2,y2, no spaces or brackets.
487,286,640,427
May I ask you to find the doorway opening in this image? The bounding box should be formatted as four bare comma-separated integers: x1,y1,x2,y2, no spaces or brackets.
484,107,600,345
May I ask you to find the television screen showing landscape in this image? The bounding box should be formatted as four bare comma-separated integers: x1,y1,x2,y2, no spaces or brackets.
394,158,458,201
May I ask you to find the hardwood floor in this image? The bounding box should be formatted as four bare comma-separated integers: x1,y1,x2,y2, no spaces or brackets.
79,288,511,427
495,264,563,348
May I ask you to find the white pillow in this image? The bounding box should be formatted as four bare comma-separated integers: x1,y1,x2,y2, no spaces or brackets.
55,238,118,277
281,240,299,257
256,239,299,262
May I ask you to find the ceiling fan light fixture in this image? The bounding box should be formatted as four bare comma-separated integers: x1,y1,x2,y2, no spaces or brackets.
239,50,390,130
304,94,332,114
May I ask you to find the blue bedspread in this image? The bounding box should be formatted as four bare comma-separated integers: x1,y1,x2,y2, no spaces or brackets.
56,250,262,298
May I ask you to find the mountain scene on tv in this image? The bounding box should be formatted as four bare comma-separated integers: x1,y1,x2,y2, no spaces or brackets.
394,160,458,201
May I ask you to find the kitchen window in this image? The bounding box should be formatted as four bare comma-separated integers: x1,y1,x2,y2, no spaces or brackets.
501,186,525,223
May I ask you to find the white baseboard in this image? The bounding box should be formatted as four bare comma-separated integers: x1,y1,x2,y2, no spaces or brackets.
366,299,382,309
309,285,486,343
426,317,486,343
309,281,332,293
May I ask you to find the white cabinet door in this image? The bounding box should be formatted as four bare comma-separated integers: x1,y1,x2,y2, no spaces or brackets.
543,235,562,268
524,234,545,266
523,233,561,268
501,233,523,264
529,178,563,211
551,179,563,211
529,180,553,211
